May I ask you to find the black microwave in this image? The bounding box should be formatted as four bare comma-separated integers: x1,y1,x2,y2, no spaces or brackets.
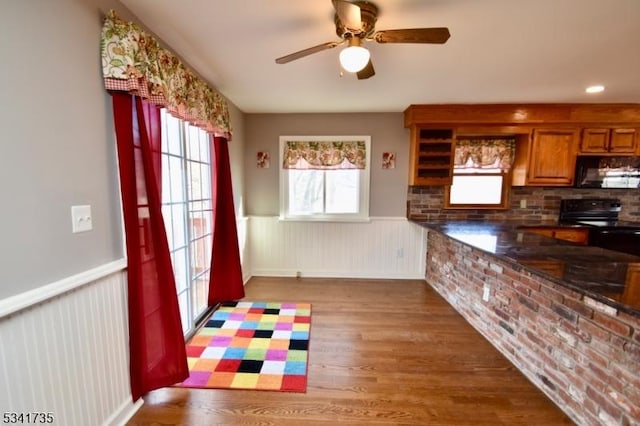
574,156,640,188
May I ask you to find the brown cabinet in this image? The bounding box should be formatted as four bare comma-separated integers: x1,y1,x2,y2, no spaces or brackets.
523,226,589,245
580,128,637,154
525,129,579,186
520,259,565,279
408,127,455,185
621,263,640,306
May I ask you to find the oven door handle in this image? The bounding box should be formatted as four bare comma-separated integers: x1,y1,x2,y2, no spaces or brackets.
592,229,640,236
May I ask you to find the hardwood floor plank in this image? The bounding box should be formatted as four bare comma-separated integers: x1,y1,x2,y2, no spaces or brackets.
128,277,573,425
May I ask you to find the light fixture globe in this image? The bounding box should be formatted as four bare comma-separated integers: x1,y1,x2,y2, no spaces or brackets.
339,46,370,72
339,37,370,73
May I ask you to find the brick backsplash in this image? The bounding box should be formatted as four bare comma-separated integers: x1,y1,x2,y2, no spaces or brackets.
408,186,640,222
426,231,640,425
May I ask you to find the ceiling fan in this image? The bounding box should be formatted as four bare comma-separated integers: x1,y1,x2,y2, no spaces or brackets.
275,0,450,80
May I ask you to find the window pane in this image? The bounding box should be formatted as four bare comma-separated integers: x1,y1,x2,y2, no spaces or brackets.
162,205,174,249
187,125,201,162
178,290,189,333
188,161,202,201
161,154,171,203
190,237,209,278
200,163,211,200
190,210,209,239
169,156,185,202
172,248,188,292
165,113,182,156
449,175,503,204
289,169,323,215
192,271,209,317
326,170,359,214
199,131,210,164
171,204,186,248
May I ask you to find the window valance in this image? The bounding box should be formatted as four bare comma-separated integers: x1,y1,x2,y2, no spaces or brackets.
101,10,231,139
283,141,367,170
454,137,516,170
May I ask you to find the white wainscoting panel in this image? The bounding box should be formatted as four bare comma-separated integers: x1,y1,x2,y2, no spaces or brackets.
237,216,252,284
249,217,427,279
0,268,137,426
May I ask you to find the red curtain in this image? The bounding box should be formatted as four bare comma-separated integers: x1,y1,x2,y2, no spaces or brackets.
208,136,245,304
112,93,188,401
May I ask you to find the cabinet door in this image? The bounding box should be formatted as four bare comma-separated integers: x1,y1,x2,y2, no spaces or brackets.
580,128,609,153
525,227,555,238
520,259,565,279
552,229,589,245
527,129,578,186
609,128,637,153
621,264,640,306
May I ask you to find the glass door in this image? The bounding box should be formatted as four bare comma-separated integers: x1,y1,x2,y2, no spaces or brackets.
160,109,214,335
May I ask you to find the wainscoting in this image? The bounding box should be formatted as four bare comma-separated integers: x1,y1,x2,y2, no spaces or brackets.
237,216,252,284
248,217,427,279
0,262,138,426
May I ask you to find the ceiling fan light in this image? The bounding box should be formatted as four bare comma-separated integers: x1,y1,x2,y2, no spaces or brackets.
585,85,605,94
339,46,370,73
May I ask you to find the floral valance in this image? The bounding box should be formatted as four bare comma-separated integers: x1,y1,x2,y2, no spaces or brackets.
101,10,231,139
454,138,516,171
283,141,367,170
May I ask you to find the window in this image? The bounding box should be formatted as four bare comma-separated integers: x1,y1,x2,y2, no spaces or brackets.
445,137,515,209
279,136,371,221
160,109,214,335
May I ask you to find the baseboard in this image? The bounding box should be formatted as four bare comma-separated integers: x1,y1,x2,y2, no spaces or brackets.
251,269,426,280
104,398,143,426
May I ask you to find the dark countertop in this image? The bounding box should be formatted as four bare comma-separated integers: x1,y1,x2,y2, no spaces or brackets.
413,220,640,317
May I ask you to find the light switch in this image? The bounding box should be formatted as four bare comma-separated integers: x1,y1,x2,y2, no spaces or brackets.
71,205,93,233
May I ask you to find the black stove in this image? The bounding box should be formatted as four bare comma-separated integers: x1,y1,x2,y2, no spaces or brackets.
559,198,640,257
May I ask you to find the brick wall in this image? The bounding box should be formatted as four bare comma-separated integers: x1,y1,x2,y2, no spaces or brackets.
425,230,640,425
408,186,640,222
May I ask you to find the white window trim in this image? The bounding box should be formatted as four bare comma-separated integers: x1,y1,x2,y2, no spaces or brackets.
279,135,371,222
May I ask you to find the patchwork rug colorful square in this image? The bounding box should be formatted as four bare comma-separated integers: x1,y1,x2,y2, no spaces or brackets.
178,301,311,392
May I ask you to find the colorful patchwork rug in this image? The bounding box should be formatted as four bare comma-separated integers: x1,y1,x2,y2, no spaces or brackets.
177,301,311,392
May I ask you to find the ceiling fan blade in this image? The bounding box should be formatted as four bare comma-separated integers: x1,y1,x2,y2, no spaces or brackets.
356,59,375,80
374,27,450,44
332,0,362,31
275,41,342,64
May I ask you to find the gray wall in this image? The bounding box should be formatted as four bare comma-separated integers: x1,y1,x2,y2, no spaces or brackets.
244,113,409,217
0,0,246,300
0,0,123,299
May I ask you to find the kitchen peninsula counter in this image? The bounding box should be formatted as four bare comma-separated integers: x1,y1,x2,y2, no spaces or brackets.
414,220,640,317
413,220,640,424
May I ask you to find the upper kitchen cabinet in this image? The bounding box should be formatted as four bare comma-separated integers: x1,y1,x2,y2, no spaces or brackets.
404,104,640,187
408,127,455,185
525,128,579,186
580,128,637,154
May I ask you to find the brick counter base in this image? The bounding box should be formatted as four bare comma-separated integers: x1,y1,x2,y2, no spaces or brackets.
425,230,640,425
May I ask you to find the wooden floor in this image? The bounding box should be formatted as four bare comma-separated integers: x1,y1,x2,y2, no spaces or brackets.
128,277,573,425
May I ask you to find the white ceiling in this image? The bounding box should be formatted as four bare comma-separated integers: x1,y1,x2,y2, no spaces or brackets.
120,0,640,113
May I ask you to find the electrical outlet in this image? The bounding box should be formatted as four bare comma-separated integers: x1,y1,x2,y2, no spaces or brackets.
520,199,527,209
482,283,490,302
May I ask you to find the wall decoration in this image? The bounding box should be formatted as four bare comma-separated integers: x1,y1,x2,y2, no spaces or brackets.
382,152,396,169
257,151,270,168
